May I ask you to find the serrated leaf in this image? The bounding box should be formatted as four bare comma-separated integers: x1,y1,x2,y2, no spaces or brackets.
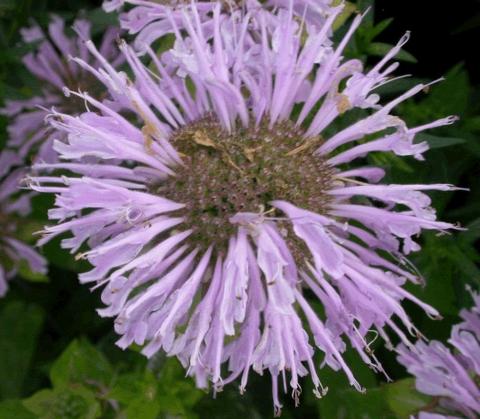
23,386,101,419
50,339,113,388
108,371,155,405
109,358,203,419
0,301,45,398
109,371,162,419
156,357,204,414
385,378,431,418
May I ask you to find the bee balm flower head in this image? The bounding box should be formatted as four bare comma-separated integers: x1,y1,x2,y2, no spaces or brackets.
31,5,460,414
1,15,122,172
0,155,47,296
103,0,336,53
397,290,480,419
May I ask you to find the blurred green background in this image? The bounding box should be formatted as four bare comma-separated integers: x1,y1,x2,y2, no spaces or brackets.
0,0,479,418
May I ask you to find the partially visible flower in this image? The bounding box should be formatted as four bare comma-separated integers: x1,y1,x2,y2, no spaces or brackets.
31,6,460,414
397,290,480,419
0,152,47,296
103,0,336,53
0,15,123,173
417,414,459,419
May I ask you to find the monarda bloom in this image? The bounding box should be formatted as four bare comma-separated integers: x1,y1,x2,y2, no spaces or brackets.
31,6,459,414
397,290,480,419
0,15,122,171
103,0,335,53
0,155,47,296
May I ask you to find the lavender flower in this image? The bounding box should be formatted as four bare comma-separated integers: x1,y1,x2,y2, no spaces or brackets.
397,290,480,419
103,0,335,53
0,153,47,296
0,15,122,172
31,6,460,414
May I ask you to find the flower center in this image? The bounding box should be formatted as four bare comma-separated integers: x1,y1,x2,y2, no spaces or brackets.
160,115,334,249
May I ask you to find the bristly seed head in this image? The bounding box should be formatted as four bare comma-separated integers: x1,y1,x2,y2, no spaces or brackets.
160,114,335,250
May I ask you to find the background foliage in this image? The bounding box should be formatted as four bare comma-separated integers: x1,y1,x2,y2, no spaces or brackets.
0,0,478,418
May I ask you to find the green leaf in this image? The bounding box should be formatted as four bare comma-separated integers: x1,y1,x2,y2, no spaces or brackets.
374,77,428,96
447,245,480,285
369,152,414,173
157,364,204,418
194,385,263,419
368,18,394,41
109,358,203,419
332,1,357,31
356,0,374,25
424,64,469,117
50,339,113,389
367,42,417,63
416,133,466,149
317,386,395,419
109,371,162,419
0,400,36,419
84,8,118,35
23,386,101,419
412,233,480,317
385,378,432,418
313,350,394,419
0,301,45,398
155,33,175,56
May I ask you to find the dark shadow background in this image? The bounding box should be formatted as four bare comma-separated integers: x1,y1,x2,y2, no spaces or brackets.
376,0,480,83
